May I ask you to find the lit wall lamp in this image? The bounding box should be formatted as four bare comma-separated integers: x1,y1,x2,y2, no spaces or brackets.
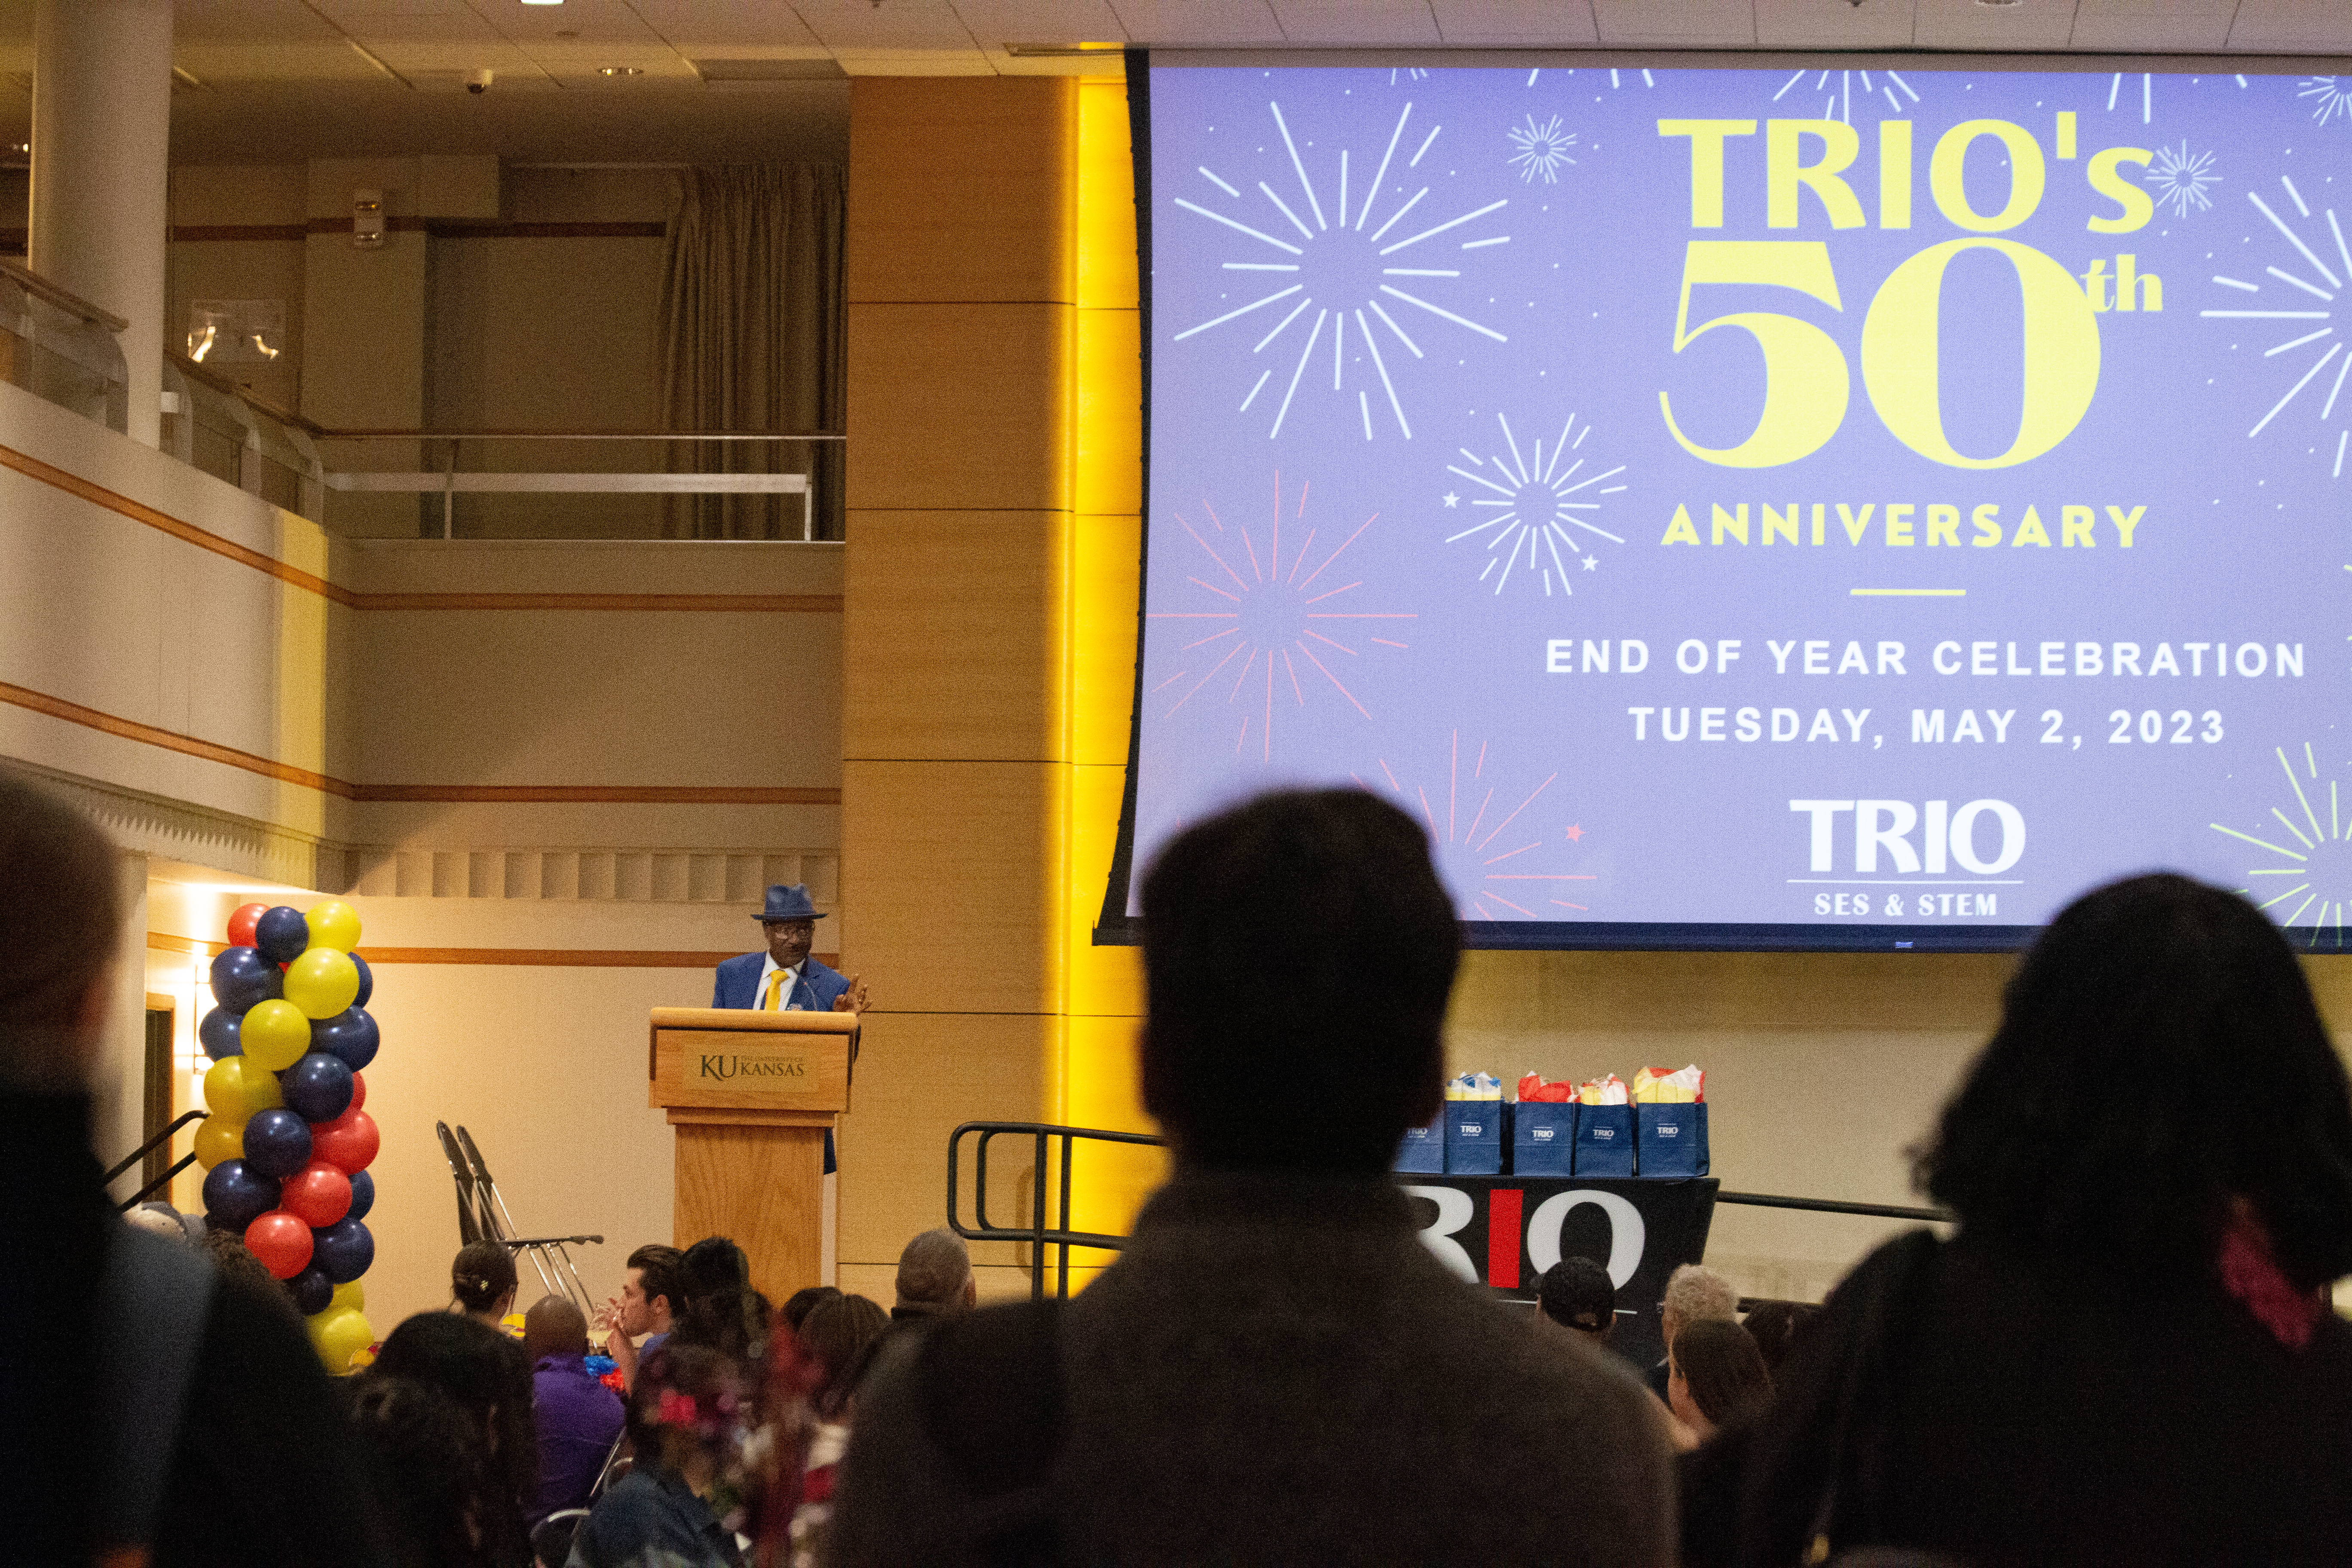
354,188,385,249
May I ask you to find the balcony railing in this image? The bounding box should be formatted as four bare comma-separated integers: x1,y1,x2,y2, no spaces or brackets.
3,260,839,538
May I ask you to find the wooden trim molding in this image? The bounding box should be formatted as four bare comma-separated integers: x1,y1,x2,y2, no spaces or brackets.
0,677,840,806
0,442,354,605
147,937,844,970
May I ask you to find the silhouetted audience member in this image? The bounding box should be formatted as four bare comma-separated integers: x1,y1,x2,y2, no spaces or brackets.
780,1284,842,1332
1682,873,2352,1567
568,1343,747,1568
833,788,1675,1565
1737,1299,1820,1373
594,1240,683,1390
451,1239,520,1330
202,1226,281,1293
1537,1256,1618,1339
0,767,391,1565
372,1311,537,1565
348,1374,503,1568
1668,1319,1773,1442
1651,1262,1738,1399
673,1235,772,1360
798,1292,891,1421
520,1295,625,1528
890,1228,977,1321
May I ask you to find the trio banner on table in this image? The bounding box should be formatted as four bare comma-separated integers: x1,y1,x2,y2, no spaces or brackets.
1130,60,2352,949
1397,1173,1718,1371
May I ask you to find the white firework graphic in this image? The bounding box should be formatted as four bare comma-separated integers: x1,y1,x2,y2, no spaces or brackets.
1442,412,1626,597
2200,176,2352,476
1389,67,1427,86
2147,141,2219,217
1507,114,1577,184
2107,72,2154,125
2213,741,2352,949
1147,472,1412,762
1360,732,1595,919
1173,99,1511,442
1770,67,1918,124
2299,77,2352,127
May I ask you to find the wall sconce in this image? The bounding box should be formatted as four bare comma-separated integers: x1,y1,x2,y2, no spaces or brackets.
354,188,385,249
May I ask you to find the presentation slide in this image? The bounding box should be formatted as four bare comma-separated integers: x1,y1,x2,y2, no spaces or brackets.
1127,58,2352,948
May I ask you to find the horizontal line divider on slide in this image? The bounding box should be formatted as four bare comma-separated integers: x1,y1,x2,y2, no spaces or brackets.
149,934,842,969
0,676,838,805
0,444,840,613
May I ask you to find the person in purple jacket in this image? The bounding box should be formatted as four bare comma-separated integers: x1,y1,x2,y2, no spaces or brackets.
521,1295,625,1527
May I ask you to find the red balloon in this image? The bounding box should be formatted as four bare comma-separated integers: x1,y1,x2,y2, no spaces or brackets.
311,1108,380,1174
281,1160,353,1227
245,1210,314,1279
226,902,270,949
349,1072,366,1112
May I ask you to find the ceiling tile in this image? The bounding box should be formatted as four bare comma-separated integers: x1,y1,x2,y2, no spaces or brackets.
174,0,348,45
625,0,824,49
949,0,1131,48
785,0,983,50
174,42,394,82
1912,0,2076,51
2230,0,2352,52
1590,0,1754,46
1268,1,1442,44
1107,0,1287,46
2069,0,2233,51
462,0,670,46
1431,0,1601,45
1754,0,1916,49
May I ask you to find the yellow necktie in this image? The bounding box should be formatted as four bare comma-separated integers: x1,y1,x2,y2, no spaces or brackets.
763,969,788,1010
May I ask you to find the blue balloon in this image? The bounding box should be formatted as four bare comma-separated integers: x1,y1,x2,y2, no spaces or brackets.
312,1218,374,1285
287,1265,334,1316
345,1169,374,1223
255,906,311,964
281,1051,354,1123
350,952,373,1009
197,1006,242,1060
311,1008,379,1073
201,1159,279,1231
242,1108,313,1177
208,947,283,1014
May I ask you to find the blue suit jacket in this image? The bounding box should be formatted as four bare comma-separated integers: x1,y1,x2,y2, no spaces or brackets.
712,951,849,1173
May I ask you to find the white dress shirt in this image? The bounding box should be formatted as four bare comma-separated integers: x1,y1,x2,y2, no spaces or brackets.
755,953,807,1010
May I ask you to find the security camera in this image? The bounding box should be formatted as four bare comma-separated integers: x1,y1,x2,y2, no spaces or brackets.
466,68,493,93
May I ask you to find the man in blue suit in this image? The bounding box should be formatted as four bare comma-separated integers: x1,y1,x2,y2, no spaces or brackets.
712,883,867,1178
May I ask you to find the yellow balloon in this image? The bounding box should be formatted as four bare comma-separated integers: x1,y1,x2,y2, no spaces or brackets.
307,1306,374,1374
193,1116,243,1169
330,1279,365,1316
202,1054,282,1123
304,901,362,953
241,999,312,1072
283,948,359,1021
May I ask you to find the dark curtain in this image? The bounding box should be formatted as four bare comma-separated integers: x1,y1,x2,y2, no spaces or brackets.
657,164,845,540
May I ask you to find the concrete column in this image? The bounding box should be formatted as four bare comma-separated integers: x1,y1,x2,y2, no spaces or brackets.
30,0,173,448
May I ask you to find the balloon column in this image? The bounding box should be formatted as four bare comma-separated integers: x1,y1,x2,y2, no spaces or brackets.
195,899,382,1374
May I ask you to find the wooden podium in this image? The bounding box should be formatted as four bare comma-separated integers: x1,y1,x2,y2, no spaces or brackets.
648,1007,856,1304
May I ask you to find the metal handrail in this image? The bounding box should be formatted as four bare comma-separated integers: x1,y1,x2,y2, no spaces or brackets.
947,1119,1956,1301
118,1154,199,1211
0,257,128,332
104,1109,208,1186
947,1120,1167,1300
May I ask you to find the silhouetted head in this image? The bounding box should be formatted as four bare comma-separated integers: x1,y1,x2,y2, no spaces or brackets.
1141,789,1458,1173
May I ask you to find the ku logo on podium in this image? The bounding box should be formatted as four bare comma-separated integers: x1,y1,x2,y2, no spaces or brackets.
700,1053,809,1082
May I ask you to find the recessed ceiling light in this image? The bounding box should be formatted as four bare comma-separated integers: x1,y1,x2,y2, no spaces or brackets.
598,65,642,76
521,1,563,7
1973,0,2023,7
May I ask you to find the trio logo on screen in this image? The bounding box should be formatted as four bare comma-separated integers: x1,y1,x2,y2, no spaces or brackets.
1788,798,2024,874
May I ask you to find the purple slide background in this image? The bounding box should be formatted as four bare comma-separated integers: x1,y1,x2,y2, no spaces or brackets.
1135,61,2352,939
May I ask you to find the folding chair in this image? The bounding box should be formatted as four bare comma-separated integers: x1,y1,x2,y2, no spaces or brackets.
435,1121,489,1245
450,1123,603,1315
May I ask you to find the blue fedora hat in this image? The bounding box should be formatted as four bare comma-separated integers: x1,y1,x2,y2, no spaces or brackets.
756,883,828,922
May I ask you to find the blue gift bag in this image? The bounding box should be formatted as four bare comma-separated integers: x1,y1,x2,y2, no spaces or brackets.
1445,1102,1505,1175
1392,1109,1446,1174
1572,1104,1635,1177
1511,1102,1576,1177
1636,1102,1709,1177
